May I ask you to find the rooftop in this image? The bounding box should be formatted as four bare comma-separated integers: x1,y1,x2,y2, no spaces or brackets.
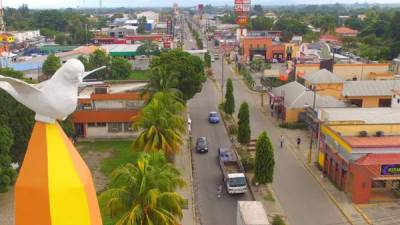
102,44,140,53
272,81,346,109
78,82,148,99
343,80,400,97
344,136,400,148
304,69,344,84
319,108,400,124
356,153,400,165
335,27,359,34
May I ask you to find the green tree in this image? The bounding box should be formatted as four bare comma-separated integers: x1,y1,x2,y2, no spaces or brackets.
136,40,160,56
254,131,275,184
42,54,61,76
250,58,265,72
274,18,309,41
204,51,212,68
100,152,185,225
224,78,235,115
0,123,17,193
87,49,110,80
55,33,67,45
249,17,274,31
272,215,286,225
237,102,251,145
149,49,206,101
110,57,132,80
253,5,264,16
345,16,365,31
77,55,90,69
132,95,185,156
137,16,148,34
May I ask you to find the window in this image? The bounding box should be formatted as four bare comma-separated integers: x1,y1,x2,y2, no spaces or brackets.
372,180,386,188
97,122,106,127
378,99,391,107
124,123,134,132
88,123,96,127
349,99,362,107
108,123,123,133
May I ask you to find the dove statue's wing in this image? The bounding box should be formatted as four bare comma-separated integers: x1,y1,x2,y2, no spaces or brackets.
0,75,42,95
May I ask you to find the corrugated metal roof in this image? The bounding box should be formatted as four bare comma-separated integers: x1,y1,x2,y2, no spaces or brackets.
304,69,344,84
345,137,400,149
343,80,400,97
272,81,346,109
319,108,400,124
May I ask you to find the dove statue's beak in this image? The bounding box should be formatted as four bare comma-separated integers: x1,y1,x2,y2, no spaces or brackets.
82,66,107,80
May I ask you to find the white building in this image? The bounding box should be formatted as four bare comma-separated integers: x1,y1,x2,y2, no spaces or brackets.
136,11,159,24
10,30,41,43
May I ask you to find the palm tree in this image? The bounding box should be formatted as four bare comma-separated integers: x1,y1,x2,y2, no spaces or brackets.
132,97,185,155
100,152,186,225
144,64,182,97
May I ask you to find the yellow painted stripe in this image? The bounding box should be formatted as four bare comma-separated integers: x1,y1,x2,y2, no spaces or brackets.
46,124,92,225
321,125,352,153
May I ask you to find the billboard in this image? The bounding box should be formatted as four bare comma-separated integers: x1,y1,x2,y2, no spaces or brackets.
235,16,249,27
234,0,251,13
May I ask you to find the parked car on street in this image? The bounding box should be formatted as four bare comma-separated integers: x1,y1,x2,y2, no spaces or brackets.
195,137,208,153
208,111,220,123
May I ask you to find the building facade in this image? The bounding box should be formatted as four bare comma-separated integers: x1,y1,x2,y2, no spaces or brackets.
317,106,400,203
72,82,147,138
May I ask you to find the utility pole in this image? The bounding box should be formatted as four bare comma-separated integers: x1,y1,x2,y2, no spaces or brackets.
308,85,317,164
221,51,225,101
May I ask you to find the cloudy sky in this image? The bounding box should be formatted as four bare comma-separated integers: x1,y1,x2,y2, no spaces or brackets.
4,0,400,9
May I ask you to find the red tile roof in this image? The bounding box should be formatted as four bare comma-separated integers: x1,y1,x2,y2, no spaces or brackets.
356,154,400,165
335,27,358,34
343,136,400,148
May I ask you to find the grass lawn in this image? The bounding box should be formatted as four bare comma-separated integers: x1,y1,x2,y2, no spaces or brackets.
78,140,140,225
77,140,138,175
128,70,150,80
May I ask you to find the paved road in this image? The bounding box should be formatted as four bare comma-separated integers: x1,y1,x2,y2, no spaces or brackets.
184,20,252,225
210,53,349,225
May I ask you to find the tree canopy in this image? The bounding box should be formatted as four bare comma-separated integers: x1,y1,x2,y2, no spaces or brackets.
42,54,61,76
254,131,275,184
149,49,206,101
237,102,251,145
224,78,235,115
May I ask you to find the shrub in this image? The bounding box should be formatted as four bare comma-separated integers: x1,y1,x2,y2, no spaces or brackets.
279,122,308,129
240,153,254,171
254,131,274,184
272,215,286,225
237,102,251,145
228,124,238,136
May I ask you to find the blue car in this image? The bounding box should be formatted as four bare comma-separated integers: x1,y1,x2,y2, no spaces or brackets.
208,111,220,124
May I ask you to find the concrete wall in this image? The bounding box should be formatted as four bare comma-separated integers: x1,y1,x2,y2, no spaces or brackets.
296,64,389,80
85,125,136,139
285,108,304,123
345,96,391,108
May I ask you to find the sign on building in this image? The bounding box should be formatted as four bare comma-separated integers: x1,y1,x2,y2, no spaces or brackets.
381,164,400,175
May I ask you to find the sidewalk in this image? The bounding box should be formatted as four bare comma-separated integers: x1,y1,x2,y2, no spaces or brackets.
0,188,14,225
174,132,197,225
259,99,370,225
221,61,370,225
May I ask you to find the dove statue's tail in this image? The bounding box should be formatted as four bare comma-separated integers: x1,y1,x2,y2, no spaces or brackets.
15,122,102,225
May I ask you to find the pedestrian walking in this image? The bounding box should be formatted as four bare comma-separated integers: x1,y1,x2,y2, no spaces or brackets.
297,136,301,148
280,135,284,148
217,184,222,198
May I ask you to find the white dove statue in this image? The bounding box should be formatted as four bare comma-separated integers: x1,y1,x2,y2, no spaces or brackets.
0,58,105,123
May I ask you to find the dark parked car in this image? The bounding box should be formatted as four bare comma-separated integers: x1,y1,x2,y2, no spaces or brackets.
196,137,208,153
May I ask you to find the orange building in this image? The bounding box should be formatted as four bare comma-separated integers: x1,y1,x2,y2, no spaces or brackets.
240,37,285,62
72,81,148,138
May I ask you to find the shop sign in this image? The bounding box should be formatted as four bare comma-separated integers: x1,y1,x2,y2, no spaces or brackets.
235,16,249,26
381,164,400,175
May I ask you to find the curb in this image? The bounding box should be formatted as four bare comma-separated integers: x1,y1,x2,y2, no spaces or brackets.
353,204,373,225
187,134,199,225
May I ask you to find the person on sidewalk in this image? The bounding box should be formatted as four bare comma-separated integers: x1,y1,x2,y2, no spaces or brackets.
297,136,301,148
217,184,222,198
280,135,284,148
